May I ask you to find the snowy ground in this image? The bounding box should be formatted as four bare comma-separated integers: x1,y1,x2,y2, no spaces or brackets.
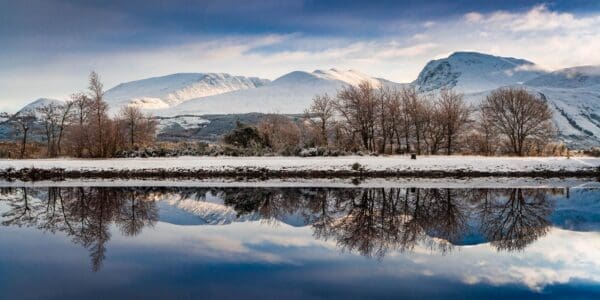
1,177,599,189
0,155,598,174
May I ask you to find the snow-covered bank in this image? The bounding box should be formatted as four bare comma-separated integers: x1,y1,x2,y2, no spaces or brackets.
0,156,599,180
1,177,599,189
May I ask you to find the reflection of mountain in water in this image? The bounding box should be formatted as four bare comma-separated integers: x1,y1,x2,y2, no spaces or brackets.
1,186,599,270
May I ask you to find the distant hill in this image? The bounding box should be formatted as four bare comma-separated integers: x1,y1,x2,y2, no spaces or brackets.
414,51,545,93
103,73,270,114
9,52,600,147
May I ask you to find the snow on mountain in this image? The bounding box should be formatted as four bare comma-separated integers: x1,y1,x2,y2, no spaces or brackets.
522,67,600,146
0,112,10,124
167,69,397,115
531,86,600,146
103,73,270,113
15,98,65,117
413,53,600,147
414,52,546,93
525,66,600,89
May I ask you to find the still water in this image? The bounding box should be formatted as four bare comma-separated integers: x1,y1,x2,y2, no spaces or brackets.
1,183,599,299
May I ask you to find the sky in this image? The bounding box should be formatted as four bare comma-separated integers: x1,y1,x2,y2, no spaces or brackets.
1,0,600,112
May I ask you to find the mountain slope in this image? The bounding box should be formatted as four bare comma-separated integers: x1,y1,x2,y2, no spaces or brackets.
168,69,399,115
525,65,600,88
16,98,64,116
0,98,65,141
103,73,270,113
414,52,545,93
414,53,600,147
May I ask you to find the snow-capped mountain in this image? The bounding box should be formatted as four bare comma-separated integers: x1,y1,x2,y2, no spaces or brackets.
16,98,64,116
414,52,545,93
8,51,600,147
525,66,600,88
103,73,270,113
168,69,398,115
523,66,600,145
413,52,600,147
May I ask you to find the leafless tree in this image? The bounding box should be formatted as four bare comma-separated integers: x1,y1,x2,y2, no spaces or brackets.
437,89,471,155
69,92,91,157
480,88,555,156
258,115,301,154
87,71,111,157
11,112,36,158
37,101,74,157
336,82,377,152
304,94,335,147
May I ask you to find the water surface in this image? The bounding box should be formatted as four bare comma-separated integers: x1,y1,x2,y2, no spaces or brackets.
1,185,599,299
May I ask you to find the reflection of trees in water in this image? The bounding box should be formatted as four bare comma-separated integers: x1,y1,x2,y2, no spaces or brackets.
0,186,558,267
475,189,552,251
219,187,556,256
1,187,159,272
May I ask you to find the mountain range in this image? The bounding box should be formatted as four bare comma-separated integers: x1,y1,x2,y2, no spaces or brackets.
4,51,600,147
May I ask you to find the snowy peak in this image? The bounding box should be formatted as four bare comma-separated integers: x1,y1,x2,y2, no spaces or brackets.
16,98,64,116
104,72,270,112
415,51,545,93
313,68,382,87
273,68,382,87
525,66,600,88
169,68,390,115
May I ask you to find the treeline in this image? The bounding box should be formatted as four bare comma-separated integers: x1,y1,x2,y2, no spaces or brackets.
8,72,157,158
226,82,560,156
5,76,562,158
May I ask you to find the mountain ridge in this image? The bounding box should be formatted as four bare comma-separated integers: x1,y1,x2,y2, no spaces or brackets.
6,51,600,147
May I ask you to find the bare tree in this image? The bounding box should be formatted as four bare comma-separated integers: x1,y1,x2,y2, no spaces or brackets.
258,115,301,154
56,100,74,155
36,101,73,157
87,71,110,157
404,88,429,155
119,106,144,148
37,103,61,157
304,94,335,147
11,112,36,158
376,86,396,153
437,89,471,155
480,88,555,156
69,93,91,157
118,106,157,149
469,108,499,155
336,82,377,152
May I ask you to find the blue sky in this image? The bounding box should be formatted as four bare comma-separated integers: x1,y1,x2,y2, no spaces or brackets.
1,0,600,111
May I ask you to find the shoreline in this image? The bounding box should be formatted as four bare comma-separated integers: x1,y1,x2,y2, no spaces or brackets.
1,177,599,188
1,156,599,181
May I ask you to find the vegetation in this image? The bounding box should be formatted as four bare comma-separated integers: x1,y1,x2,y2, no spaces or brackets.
218,83,558,156
5,72,157,158
2,75,561,158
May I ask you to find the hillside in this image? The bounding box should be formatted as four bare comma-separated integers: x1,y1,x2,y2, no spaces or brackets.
7,52,600,147
168,69,399,115
414,51,545,93
103,73,270,113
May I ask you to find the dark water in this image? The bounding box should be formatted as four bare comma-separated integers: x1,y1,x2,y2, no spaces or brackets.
1,185,599,299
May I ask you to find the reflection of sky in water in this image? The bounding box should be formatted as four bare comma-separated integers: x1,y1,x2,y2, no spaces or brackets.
0,187,599,299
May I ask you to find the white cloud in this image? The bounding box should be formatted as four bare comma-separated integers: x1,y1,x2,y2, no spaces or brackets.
464,12,484,23
465,4,600,32
423,21,436,28
2,5,600,112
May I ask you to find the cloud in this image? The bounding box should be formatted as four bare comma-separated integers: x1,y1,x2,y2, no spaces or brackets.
2,3,600,112
464,12,484,23
464,4,600,32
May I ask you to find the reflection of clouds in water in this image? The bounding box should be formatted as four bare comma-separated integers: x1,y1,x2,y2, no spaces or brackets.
1,186,599,292
119,221,334,264
122,219,600,292
397,229,600,291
